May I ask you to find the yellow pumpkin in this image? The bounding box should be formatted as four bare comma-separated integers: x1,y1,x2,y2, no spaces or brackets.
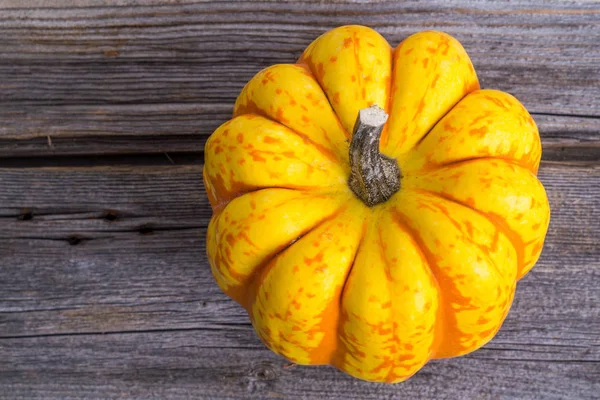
203,25,550,383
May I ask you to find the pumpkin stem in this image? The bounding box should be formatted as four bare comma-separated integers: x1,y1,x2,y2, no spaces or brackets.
348,105,401,207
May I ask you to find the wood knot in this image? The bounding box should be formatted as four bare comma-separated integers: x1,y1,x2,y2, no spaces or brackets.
250,362,277,381
103,209,119,222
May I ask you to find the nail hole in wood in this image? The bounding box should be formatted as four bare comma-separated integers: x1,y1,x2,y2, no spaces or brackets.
103,209,119,222
139,225,154,235
67,235,82,246
18,209,34,221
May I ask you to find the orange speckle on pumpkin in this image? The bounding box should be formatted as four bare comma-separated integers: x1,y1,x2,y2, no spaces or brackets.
275,88,282,94
249,150,266,162
464,220,474,237
479,327,497,338
317,63,325,79
225,233,236,246
361,87,366,100
485,95,509,110
415,98,426,117
236,133,244,143
291,299,302,310
431,73,440,88
422,58,429,68
404,48,414,55
465,197,476,207
301,115,310,123
443,120,459,133
330,56,337,63
275,107,289,124
469,126,488,137
333,92,340,104
304,252,324,266
426,47,437,54
263,136,280,144
343,37,353,48
382,301,392,309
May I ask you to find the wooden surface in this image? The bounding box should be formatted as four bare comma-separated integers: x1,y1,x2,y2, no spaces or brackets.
1,1,599,398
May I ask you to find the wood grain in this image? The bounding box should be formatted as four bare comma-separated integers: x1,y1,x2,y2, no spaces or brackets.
0,0,599,158
1,105,598,162
1,163,599,398
1,0,599,398
1,330,598,400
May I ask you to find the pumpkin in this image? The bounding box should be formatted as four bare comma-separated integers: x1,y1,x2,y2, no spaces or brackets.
203,25,550,383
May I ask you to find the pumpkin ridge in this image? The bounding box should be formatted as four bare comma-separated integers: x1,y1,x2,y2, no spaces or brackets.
409,88,473,153
234,111,343,166
233,64,350,160
243,202,350,312
352,30,362,93
208,189,346,302
294,61,350,142
412,186,528,276
411,155,536,174
331,218,368,368
408,188,517,282
387,208,446,360
206,179,340,214
375,221,402,382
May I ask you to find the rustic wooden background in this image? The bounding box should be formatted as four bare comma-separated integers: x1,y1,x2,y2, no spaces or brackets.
1,1,599,398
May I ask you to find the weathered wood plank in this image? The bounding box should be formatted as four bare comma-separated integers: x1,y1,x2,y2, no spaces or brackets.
0,0,599,158
0,103,226,156
0,105,598,161
1,164,599,365
1,1,599,397
0,165,210,233
0,329,598,399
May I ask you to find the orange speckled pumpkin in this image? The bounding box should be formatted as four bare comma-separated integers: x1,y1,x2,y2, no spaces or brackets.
203,25,550,383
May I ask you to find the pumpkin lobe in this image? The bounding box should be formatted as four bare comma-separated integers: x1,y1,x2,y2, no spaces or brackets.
349,105,401,207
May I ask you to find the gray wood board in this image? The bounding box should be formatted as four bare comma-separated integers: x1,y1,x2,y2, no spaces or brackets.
1,163,599,398
1,331,598,399
0,0,599,157
0,107,598,162
1,0,600,398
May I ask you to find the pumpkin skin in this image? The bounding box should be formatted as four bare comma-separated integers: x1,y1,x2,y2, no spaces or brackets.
203,26,550,383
